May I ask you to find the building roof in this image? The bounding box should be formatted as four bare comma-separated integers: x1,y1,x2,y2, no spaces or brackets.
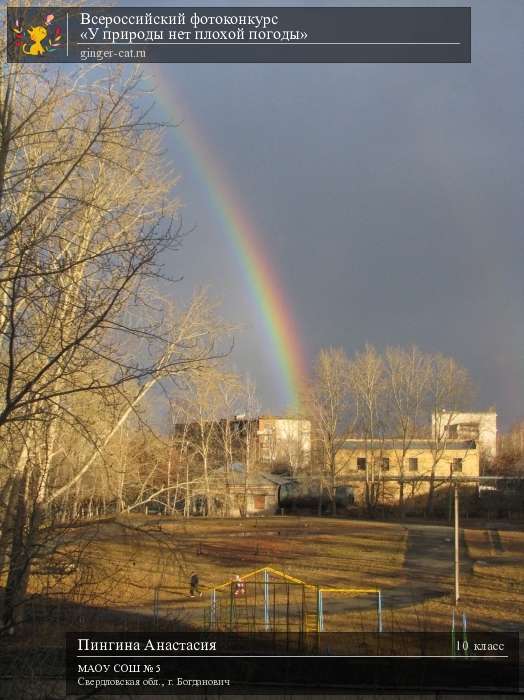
260,472,294,486
257,415,309,422
210,463,293,490
342,439,477,451
437,409,497,416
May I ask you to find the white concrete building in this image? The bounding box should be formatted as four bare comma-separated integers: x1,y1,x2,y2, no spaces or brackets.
257,416,311,470
432,409,497,460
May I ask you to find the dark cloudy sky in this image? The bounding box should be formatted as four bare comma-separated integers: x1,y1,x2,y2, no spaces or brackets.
134,0,523,426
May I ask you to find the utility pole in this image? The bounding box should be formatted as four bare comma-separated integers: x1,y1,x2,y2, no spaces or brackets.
454,483,460,604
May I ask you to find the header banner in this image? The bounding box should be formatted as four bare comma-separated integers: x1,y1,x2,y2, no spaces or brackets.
7,6,471,63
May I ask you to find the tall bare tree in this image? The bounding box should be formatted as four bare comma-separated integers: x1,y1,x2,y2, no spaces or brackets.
0,57,225,628
302,347,355,514
350,344,386,512
384,346,430,515
424,353,473,515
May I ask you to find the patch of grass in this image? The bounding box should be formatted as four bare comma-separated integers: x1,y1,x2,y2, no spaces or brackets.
26,515,524,634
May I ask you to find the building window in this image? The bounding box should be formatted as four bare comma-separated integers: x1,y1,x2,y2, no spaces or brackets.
258,434,272,463
447,424,458,439
357,457,367,471
253,494,266,510
452,458,463,472
408,458,418,472
381,457,390,471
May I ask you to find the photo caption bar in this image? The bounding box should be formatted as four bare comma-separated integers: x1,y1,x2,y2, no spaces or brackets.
7,6,471,63
63,632,519,694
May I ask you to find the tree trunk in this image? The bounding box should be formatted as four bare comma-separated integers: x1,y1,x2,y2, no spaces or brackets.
399,476,405,518
0,441,30,577
330,459,337,516
426,465,437,516
2,467,31,629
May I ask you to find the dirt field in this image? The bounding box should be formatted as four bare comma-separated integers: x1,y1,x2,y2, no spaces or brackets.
33,515,524,635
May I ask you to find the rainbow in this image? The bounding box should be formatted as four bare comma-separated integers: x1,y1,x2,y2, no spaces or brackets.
150,67,307,409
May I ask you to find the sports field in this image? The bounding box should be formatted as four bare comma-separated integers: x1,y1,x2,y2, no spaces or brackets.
36,515,524,635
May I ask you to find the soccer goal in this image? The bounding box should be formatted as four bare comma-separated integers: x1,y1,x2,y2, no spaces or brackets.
205,566,382,634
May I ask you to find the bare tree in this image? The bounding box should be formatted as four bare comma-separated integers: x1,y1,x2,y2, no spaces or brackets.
424,353,473,515
302,347,356,514
350,344,386,512
0,62,197,432
215,373,244,516
0,57,226,628
496,420,524,472
384,346,430,515
173,369,225,517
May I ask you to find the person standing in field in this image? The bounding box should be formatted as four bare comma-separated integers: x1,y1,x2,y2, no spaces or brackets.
233,574,245,597
190,571,202,597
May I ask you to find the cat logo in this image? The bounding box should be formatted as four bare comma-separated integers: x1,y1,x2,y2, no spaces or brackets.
12,14,62,57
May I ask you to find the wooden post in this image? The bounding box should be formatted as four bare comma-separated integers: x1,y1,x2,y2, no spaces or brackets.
263,569,269,631
211,589,217,630
229,583,234,631
317,587,324,632
454,484,460,604
451,607,456,656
